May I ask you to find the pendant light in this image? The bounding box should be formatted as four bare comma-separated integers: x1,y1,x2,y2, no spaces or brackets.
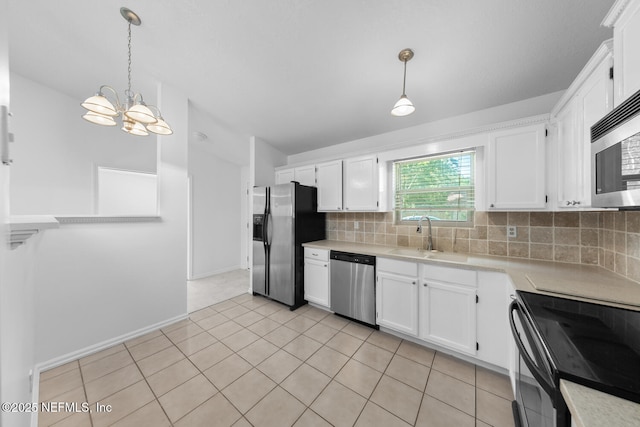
81,7,173,136
391,48,416,117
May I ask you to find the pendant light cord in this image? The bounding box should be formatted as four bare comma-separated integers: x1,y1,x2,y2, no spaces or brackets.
127,21,132,95
402,59,407,96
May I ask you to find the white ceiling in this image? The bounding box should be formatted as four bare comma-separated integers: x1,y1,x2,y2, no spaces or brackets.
8,0,613,161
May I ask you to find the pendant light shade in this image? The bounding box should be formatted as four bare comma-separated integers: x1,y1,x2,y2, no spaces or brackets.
391,48,416,117
80,7,173,136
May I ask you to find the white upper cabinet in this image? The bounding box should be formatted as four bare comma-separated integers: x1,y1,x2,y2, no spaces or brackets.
275,165,316,187
553,41,614,209
486,123,547,210
316,160,343,211
343,154,379,211
604,0,640,105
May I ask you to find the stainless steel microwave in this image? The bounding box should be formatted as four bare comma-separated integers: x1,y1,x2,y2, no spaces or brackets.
592,88,640,208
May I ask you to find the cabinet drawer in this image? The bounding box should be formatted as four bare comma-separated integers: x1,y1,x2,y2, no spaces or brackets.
304,248,329,261
377,257,419,276
421,264,477,287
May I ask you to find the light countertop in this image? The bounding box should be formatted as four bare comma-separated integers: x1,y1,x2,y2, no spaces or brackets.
303,240,640,425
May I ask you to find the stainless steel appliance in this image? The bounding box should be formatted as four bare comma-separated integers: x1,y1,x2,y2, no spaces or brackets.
510,291,640,427
329,251,377,327
252,182,325,309
592,87,640,208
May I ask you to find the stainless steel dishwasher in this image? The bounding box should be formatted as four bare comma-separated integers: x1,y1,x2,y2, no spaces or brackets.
330,251,377,327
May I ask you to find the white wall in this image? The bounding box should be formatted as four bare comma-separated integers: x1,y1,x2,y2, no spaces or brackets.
9,73,157,215
189,145,242,278
250,136,287,188
33,83,188,367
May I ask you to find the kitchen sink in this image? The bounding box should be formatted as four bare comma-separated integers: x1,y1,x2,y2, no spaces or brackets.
387,248,430,257
387,248,469,263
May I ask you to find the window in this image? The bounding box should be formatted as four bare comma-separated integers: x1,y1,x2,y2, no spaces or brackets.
394,150,475,226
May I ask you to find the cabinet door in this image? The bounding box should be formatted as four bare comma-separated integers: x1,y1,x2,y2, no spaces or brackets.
304,258,329,307
486,124,547,209
556,98,581,208
316,160,343,212
295,165,316,187
275,168,295,185
611,0,640,105
476,271,509,369
419,280,476,355
376,271,418,336
344,155,379,211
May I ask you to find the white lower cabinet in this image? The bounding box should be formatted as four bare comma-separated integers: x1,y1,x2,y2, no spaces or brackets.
375,258,419,336
419,276,477,356
476,271,510,368
304,248,330,308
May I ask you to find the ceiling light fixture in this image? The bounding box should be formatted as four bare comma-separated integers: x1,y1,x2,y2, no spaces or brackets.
81,7,173,136
391,48,416,117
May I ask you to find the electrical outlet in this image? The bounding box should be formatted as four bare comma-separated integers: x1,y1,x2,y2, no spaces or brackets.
354,221,359,230
507,226,517,238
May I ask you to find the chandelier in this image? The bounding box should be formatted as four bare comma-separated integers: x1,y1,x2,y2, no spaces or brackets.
391,48,416,117
81,7,172,136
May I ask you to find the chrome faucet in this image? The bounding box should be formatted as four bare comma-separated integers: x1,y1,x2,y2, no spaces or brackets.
416,215,434,251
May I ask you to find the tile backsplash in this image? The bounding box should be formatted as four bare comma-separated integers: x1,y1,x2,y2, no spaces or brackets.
326,211,640,284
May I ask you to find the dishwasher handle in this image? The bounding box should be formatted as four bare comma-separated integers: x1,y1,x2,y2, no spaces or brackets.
330,251,375,265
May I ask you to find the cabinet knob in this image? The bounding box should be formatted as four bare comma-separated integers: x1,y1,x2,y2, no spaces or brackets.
423,283,427,287
412,281,416,285
490,204,495,208
324,264,327,267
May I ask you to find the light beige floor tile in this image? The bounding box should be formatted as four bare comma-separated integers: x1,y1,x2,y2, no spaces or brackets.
221,369,276,414
257,349,302,383
335,359,382,398
175,331,217,356
208,320,245,340
161,319,193,334
366,330,402,353
85,363,143,403
158,374,217,423
263,325,300,347
38,386,87,427
247,317,282,336
269,309,299,324
476,366,513,400
319,314,350,330
232,293,255,304
285,315,318,333
352,342,394,372
146,358,200,397
342,322,374,340
220,304,252,320
293,409,332,427
241,298,270,310
221,328,261,352
164,322,205,344
385,354,430,392
189,306,216,322
189,341,234,371
303,322,338,344
246,386,306,427
325,331,364,357
432,352,476,385
49,411,92,427
195,312,229,331
79,344,127,366
90,381,155,427
283,334,323,361
128,335,173,361
396,340,436,367
281,363,331,406
415,395,475,427
300,306,331,322
204,354,253,389
174,393,242,427
124,330,163,350
232,417,253,427
237,338,280,366
306,346,349,377
370,375,423,424
136,346,185,377
80,350,134,383
253,302,283,317
211,299,240,312
110,400,171,427
355,401,412,427
425,370,475,416
39,367,84,401
476,388,515,427
476,420,492,427
311,381,367,427
234,310,265,327
40,361,79,382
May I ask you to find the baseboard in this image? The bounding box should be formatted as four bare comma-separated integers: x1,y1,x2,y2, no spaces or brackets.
189,265,242,280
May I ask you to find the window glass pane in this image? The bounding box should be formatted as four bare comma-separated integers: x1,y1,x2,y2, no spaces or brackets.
394,151,475,225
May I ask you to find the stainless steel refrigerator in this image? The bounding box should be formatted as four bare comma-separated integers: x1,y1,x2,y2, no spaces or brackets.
252,182,325,309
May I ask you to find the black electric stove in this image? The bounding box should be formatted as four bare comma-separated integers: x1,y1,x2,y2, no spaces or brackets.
518,291,640,404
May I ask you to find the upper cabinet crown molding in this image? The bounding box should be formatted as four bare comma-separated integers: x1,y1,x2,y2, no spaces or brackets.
602,0,638,27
